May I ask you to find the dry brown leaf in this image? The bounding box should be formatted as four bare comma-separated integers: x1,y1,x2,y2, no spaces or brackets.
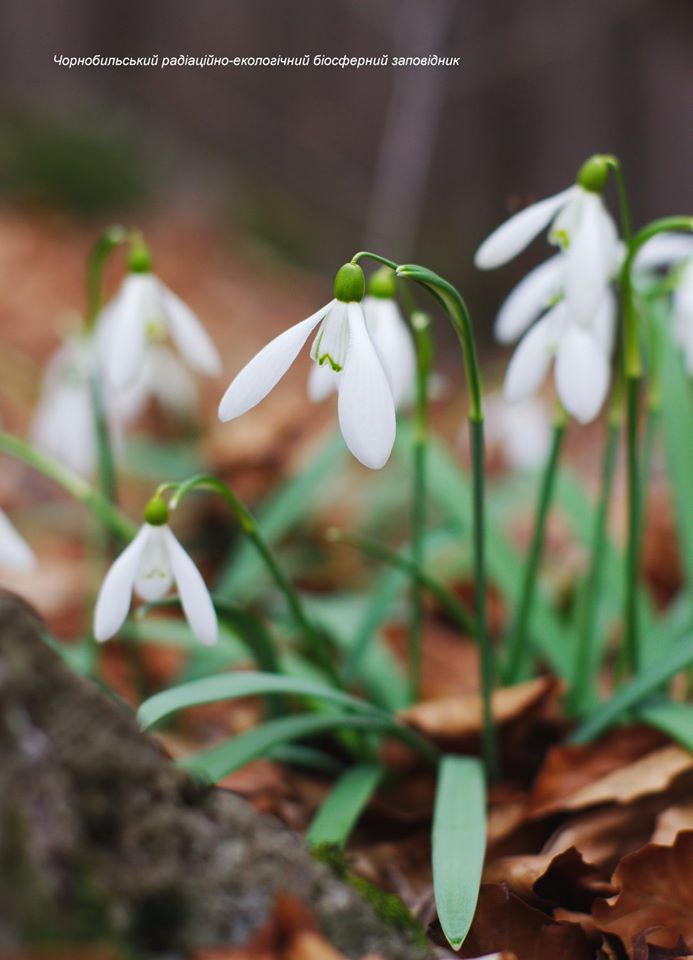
534,746,693,817
530,726,665,813
593,831,693,953
400,676,556,740
458,883,594,960
652,801,693,846
483,847,613,911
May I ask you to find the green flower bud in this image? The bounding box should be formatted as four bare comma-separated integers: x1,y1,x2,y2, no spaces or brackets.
144,495,169,526
128,240,153,274
367,266,397,300
333,263,365,303
576,155,610,193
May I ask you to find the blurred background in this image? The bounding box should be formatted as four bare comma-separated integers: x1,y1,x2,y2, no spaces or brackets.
0,0,690,631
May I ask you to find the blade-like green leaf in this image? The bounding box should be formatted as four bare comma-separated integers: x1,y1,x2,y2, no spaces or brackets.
178,713,424,783
306,763,385,849
636,701,693,751
570,633,693,744
137,670,384,730
432,756,486,951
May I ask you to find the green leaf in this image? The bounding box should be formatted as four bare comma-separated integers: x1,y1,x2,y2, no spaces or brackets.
432,756,486,951
137,670,385,730
660,315,693,592
570,632,693,744
178,713,417,783
636,701,693,751
306,763,385,849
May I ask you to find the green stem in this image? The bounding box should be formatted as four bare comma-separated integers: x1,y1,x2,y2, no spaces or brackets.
170,475,341,686
84,226,129,509
569,408,621,715
0,431,136,540
505,410,567,683
408,311,432,703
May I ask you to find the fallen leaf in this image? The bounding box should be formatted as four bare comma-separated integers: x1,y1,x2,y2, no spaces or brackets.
400,676,557,741
457,883,594,960
483,847,613,911
593,831,693,953
652,801,693,846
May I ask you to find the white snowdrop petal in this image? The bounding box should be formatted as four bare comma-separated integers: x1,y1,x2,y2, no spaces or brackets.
31,383,96,478
564,193,618,324
555,325,610,423
0,509,35,572
495,255,565,343
363,297,416,409
218,302,332,421
134,526,174,602
310,302,350,369
308,360,339,402
106,275,154,389
475,187,578,270
159,281,222,377
634,234,693,271
503,314,555,402
337,303,396,469
593,289,617,356
94,525,150,642
163,527,218,647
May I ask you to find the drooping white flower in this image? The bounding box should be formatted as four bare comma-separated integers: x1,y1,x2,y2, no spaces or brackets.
30,334,110,478
93,499,217,646
113,344,200,423
475,160,621,422
482,392,552,471
97,270,222,391
0,509,35,571
218,263,397,469
308,293,416,411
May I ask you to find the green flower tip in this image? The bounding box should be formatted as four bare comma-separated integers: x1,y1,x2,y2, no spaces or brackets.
128,241,153,274
577,155,610,193
334,263,365,303
367,265,397,300
144,496,169,526
411,310,430,332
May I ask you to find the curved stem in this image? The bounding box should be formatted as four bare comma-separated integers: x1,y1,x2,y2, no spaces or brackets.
387,262,498,778
408,310,433,703
505,408,567,683
0,431,136,540
171,474,341,685
85,226,128,329
350,251,399,271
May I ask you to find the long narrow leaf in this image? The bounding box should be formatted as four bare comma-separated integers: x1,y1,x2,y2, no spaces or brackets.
138,671,385,730
178,713,432,782
306,763,385,849
637,701,693,751
570,633,693,744
432,756,486,951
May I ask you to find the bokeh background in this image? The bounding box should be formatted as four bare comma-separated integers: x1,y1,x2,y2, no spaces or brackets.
0,0,690,632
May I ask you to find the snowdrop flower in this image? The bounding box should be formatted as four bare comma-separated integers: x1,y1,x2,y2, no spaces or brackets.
94,497,217,646
31,334,112,478
482,392,552,471
218,263,396,469
475,157,620,422
308,266,416,410
97,247,222,391
0,509,35,571
113,344,200,423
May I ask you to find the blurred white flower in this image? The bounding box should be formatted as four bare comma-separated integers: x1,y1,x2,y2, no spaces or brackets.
482,392,552,471
94,519,217,646
0,509,35,571
218,265,396,469
97,273,221,391
114,344,200,423
30,335,107,478
476,181,620,423
673,260,693,373
307,294,416,411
